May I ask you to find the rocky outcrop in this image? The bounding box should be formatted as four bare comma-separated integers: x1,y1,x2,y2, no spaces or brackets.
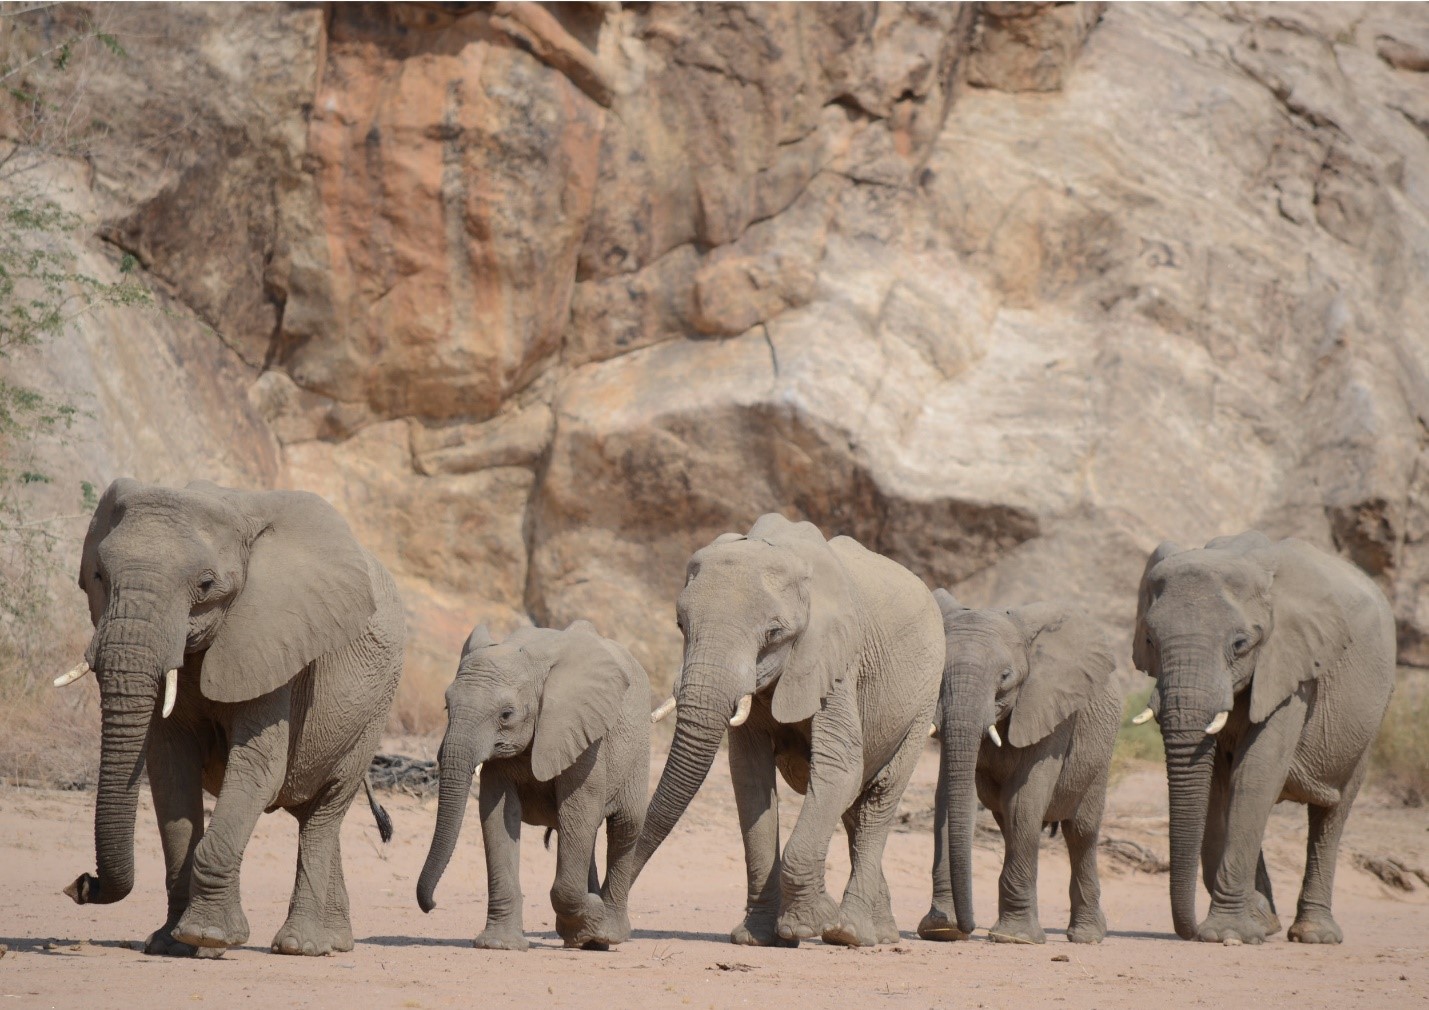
6,2,1429,727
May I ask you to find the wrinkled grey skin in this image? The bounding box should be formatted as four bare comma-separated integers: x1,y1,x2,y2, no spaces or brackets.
63,479,404,957
416,621,650,950
1134,532,1395,944
919,591,1121,945
633,514,944,947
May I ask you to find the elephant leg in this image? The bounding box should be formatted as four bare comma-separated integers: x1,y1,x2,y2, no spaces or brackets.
1199,710,1301,944
918,740,956,940
143,722,218,958
1254,851,1280,934
551,795,606,950
1288,752,1367,944
824,722,925,947
272,778,360,956
594,802,640,947
173,709,288,950
989,762,1057,944
728,724,791,947
776,699,862,944
1062,774,1107,944
474,770,527,950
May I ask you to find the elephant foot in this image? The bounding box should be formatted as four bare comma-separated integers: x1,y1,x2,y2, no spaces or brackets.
1066,908,1107,944
571,901,631,950
917,907,972,942
731,912,798,947
775,891,841,943
989,913,1045,945
1195,909,1266,945
1251,891,1282,937
556,892,611,949
144,924,224,958
1288,914,1342,945
173,899,249,950
271,914,350,956
473,927,529,951
822,896,897,947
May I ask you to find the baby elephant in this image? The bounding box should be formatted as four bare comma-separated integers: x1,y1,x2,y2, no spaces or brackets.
920,590,1121,945
416,621,650,950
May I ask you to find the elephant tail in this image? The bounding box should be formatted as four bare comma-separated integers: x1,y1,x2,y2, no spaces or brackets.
364,775,394,843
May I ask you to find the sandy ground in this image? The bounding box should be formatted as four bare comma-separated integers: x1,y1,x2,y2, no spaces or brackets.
2,741,1426,1010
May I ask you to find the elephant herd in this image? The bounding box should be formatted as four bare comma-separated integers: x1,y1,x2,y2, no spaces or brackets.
55,478,1396,958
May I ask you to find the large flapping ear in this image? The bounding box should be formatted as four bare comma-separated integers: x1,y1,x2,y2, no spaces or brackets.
932,588,965,620
78,478,141,629
746,517,860,724
1247,539,1353,724
1007,602,1116,747
201,489,376,704
1132,540,1184,674
530,626,633,781
461,624,496,660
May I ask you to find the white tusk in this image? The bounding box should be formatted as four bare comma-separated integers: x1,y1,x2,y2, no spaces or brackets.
986,724,1003,747
651,697,677,724
729,694,753,727
161,669,178,718
1205,711,1229,735
1131,707,1155,726
54,661,92,688
473,762,482,779
929,722,938,738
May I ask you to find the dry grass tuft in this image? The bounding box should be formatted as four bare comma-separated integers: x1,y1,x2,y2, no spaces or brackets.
1370,670,1429,807
1110,684,1164,781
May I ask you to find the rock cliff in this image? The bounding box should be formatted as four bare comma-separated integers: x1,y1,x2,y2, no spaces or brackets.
6,2,1428,728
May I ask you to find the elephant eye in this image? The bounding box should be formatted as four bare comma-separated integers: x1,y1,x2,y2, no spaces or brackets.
999,667,1015,685
1232,635,1252,656
499,706,515,723
199,577,215,593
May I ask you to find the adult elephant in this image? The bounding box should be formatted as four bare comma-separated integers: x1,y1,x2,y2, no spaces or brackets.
58,478,404,957
1133,531,1395,944
636,513,944,947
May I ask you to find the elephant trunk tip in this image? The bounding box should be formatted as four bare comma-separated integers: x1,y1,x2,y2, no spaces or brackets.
416,882,437,914
63,871,117,905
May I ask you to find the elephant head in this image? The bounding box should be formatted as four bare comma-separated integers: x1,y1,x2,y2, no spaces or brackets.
416,621,631,912
61,478,375,906
934,590,1115,934
634,513,858,876
1132,531,1353,939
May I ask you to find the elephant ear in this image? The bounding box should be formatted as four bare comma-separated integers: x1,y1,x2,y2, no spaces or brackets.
1204,530,1272,554
1247,540,1352,724
201,489,376,704
932,588,965,620
460,624,496,660
530,627,632,781
769,533,860,725
1132,540,1184,674
78,478,141,631
1007,603,1116,748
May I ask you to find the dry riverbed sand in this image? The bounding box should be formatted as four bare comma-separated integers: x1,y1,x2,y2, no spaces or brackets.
1,742,1425,1009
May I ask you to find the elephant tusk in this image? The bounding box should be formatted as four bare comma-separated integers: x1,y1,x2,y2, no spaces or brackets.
986,724,1003,747
650,697,677,723
1131,707,1155,726
928,722,938,738
729,693,753,727
473,762,482,779
161,668,178,719
1205,710,1229,735
54,661,92,688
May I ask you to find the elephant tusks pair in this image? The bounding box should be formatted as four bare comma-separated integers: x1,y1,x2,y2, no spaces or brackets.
1131,707,1155,726
650,696,677,724
56,661,178,718
986,724,1003,747
1205,710,1229,735
54,661,92,688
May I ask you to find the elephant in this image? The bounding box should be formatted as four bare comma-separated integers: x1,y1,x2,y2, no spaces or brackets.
634,513,945,948
58,478,404,957
416,620,650,951
1133,531,1396,944
918,590,1121,945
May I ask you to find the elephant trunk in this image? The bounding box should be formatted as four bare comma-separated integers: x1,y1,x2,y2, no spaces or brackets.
417,734,486,913
941,694,992,936
632,671,737,881
1164,728,1215,939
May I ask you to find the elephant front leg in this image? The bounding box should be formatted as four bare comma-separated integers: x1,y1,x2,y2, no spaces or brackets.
989,761,1060,945
173,711,288,951
1062,775,1108,944
475,771,528,950
144,722,220,958
728,725,792,947
776,702,861,944
550,796,607,950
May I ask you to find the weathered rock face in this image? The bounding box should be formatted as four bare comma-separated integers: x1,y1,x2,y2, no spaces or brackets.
6,2,1429,728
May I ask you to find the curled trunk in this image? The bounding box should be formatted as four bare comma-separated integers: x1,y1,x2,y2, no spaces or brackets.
1164,729,1215,940
417,738,483,912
